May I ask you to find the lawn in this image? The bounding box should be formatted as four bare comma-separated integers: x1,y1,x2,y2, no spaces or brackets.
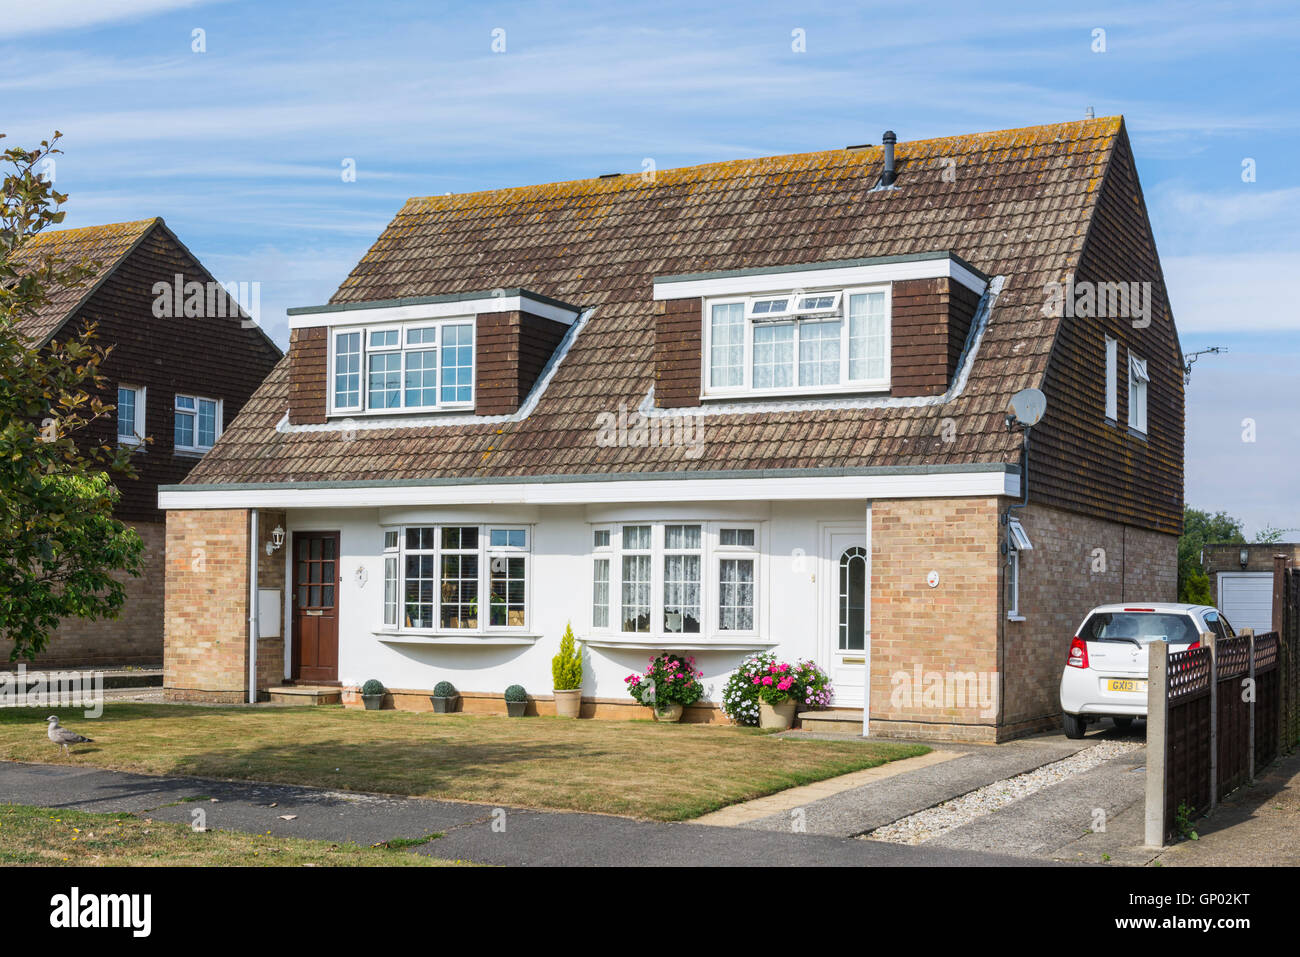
0,803,457,866
0,704,927,820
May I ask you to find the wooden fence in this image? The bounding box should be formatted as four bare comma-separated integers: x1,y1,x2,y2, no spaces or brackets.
1145,559,1300,846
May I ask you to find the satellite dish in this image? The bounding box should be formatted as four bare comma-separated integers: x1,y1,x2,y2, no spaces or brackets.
1008,388,1047,427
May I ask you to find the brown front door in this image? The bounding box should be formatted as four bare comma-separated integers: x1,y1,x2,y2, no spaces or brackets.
292,531,340,683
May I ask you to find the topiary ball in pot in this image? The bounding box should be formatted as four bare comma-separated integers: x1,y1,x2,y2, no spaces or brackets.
360,679,386,711
430,680,460,714
504,684,528,717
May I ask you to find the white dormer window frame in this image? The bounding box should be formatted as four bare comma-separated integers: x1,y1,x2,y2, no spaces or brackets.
327,316,476,417
702,284,890,399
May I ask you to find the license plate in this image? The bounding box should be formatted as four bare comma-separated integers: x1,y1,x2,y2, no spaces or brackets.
1104,678,1147,693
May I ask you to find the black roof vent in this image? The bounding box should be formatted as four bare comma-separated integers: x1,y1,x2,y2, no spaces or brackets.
880,130,898,188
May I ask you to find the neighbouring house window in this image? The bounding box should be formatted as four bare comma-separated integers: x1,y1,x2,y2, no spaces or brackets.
391,524,530,632
705,286,888,397
591,523,760,639
1104,336,1118,421
838,547,867,651
1128,352,1149,434
174,394,220,452
117,385,145,445
331,319,475,414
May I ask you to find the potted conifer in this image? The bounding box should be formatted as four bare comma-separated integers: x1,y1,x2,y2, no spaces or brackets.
551,623,584,718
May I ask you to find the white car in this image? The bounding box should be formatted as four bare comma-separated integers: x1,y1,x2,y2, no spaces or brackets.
1059,603,1237,739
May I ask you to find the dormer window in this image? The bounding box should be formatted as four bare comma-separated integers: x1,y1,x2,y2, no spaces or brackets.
703,287,889,398
330,317,475,415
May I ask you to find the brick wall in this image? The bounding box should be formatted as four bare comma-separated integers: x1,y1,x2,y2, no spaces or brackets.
475,310,569,415
3,519,166,668
163,508,288,701
870,497,1002,742
288,326,327,425
1003,502,1177,730
653,297,703,408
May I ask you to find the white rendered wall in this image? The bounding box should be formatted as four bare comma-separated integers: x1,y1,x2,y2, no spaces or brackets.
284,499,866,704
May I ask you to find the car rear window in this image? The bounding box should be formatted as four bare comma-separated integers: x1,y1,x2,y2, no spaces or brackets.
1080,612,1198,644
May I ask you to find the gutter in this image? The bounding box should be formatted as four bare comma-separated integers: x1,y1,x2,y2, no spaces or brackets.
248,509,259,705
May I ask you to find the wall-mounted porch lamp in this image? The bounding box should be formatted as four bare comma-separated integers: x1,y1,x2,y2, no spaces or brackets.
266,525,286,556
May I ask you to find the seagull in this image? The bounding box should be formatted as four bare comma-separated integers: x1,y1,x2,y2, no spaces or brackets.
46,716,93,754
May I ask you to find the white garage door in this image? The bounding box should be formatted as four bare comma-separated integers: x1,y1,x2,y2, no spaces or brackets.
1218,573,1274,635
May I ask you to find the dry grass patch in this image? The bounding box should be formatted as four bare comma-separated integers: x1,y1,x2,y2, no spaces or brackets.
0,704,927,820
0,803,458,866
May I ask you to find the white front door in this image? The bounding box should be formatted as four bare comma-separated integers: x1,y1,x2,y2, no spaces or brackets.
825,529,868,708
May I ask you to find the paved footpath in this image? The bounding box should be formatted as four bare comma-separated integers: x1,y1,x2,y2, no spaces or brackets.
0,760,1046,867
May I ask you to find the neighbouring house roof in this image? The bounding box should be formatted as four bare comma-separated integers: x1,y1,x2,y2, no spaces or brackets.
183,116,1127,488
8,218,159,346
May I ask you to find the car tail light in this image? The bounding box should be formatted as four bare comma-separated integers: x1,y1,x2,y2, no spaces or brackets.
1188,639,1200,650
1067,637,1089,669
1123,607,1155,612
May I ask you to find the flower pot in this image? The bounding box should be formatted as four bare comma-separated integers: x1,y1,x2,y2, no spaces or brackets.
759,699,797,730
553,688,582,719
506,700,528,717
361,694,385,711
429,694,460,714
653,702,684,723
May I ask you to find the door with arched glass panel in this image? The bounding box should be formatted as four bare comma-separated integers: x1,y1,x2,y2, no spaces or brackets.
825,531,868,707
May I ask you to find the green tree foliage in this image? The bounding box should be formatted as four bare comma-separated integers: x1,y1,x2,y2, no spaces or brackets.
1,132,144,659
1178,506,1245,604
551,622,583,690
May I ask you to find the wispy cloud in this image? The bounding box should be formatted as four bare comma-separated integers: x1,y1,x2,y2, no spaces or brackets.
0,0,224,39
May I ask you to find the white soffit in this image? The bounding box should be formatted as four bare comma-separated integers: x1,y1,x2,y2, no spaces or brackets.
653,255,987,300
288,294,580,330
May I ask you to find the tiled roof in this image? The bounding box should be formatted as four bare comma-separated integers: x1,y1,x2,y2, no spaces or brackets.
8,219,159,345
185,117,1124,486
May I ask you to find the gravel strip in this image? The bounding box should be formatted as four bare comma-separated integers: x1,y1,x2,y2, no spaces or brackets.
864,739,1142,845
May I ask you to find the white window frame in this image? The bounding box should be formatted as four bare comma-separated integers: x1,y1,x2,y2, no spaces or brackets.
117,384,146,446
1007,548,1022,620
328,317,476,417
701,284,891,399
588,522,761,640
1128,351,1149,435
382,523,532,635
174,393,222,453
1104,336,1118,422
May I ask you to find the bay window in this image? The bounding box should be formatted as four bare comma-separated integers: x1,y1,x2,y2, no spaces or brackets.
331,318,475,414
704,286,889,397
386,524,529,633
591,523,759,639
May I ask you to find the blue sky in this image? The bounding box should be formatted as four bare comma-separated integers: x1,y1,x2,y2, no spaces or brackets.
4,0,1297,535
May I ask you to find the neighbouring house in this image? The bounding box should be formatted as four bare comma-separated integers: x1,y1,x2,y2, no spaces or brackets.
1203,543,1299,635
159,116,1184,742
7,219,282,668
